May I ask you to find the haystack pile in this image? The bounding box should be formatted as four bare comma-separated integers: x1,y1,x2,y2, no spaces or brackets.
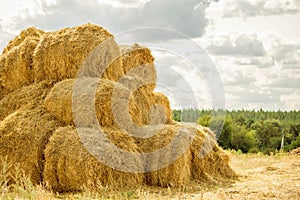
0,24,236,192
289,147,300,155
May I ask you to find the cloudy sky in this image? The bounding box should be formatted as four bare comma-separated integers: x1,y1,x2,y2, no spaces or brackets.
0,0,299,111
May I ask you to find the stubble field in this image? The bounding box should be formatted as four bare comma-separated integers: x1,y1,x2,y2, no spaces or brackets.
1,152,299,200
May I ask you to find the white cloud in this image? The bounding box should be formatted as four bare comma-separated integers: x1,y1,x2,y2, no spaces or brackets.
0,0,298,111
271,42,300,69
280,93,300,110
208,0,300,19
0,0,216,44
96,0,150,8
205,33,266,57
234,56,274,68
0,24,14,53
202,31,299,110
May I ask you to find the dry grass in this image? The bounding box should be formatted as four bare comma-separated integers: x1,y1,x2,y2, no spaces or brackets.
184,152,300,200
2,153,299,199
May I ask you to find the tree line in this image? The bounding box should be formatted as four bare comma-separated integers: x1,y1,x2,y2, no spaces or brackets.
172,109,300,154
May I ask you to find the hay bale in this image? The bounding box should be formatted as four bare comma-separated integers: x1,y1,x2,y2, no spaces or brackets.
152,92,173,124
44,78,168,129
128,85,156,126
2,27,44,54
134,124,236,186
44,126,144,192
135,124,194,187
33,24,123,84
120,44,156,91
0,37,41,95
0,81,53,121
116,73,170,126
43,79,74,125
190,126,236,182
289,147,300,155
0,106,62,185
44,78,127,127
128,90,173,127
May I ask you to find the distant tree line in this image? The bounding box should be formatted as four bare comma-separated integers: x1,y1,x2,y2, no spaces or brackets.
172,109,300,154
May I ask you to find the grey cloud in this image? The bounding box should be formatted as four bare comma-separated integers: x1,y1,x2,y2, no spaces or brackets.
206,34,266,57
227,87,282,104
221,0,300,18
0,23,14,53
272,43,300,69
155,64,200,109
224,85,299,110
222,68,299,110
223,71,255,86
271,78,300,89
235,56,274,68
97,0,149,8
5,0,215,42
228,39,300,69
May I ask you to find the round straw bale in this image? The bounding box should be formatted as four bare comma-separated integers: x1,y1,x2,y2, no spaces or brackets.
0,106,62,185
44,126,144,192
128,86,155,126
43,79,74,125
128,90,173,126
152,92,173,124
0,81,53,121
135,124,194,187
0,37,41,95
44,77,162,129
190,126,236,182
2,27,44,54
120,44,156,91
33,24,123,84
44,78,128,127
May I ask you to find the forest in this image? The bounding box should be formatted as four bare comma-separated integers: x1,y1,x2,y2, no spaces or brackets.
172,109,300,154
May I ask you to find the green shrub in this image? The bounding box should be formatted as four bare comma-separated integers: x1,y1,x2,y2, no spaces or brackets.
248,147,260,154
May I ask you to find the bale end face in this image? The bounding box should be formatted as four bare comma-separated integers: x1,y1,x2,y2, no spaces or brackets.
44,126,144,192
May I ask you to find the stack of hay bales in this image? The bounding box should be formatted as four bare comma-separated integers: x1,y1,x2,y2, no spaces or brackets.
0,23,236,192
0,27,44,98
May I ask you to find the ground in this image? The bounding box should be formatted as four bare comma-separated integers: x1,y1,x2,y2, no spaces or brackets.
183,152,300,200
1,152,300,199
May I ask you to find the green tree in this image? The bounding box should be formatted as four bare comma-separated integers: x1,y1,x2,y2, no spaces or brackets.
231,125,256,153
198,115,233,149
251,119,281,152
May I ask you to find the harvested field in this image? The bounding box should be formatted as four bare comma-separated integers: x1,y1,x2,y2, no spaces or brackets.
184,153,300,200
